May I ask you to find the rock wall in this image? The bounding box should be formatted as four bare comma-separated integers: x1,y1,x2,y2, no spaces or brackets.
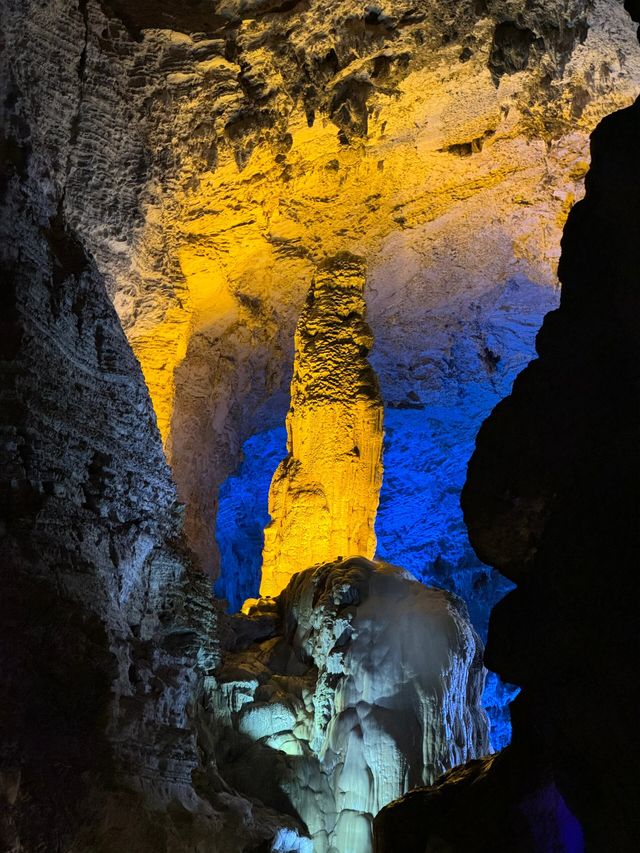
0,32,302,853
216,558,489,853
462,93,640,853
374,23,640,853
5,0,640,581
260,255,384,598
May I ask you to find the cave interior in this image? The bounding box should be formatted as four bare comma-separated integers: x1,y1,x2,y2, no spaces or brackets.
1,1,640,852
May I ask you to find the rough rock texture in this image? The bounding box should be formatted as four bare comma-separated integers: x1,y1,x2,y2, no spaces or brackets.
260,256,384,598
5,0,639,582
0,42,303,853
3,0,640,848
215,558,489,853
375,41,640,853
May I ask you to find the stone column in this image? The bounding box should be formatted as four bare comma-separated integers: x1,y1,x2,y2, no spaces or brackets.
259,253,384,598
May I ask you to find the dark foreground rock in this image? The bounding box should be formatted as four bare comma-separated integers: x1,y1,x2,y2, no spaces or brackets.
375,74,640,853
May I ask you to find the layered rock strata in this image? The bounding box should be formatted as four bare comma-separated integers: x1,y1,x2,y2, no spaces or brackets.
375,45,640,853
215,557,489,853
260,256,384,598
0,54,303,853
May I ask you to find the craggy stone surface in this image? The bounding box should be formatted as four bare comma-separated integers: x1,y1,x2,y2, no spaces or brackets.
215,558,489,853
0,40,303,853
4,0,639,581
375,56,640,853
260,255,384,598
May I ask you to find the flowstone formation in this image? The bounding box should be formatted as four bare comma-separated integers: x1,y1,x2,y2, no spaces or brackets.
375,37,640,853
260,255,384,598
214,557,489,853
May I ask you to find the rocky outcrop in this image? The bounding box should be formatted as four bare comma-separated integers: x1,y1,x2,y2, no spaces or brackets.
260,256,384,598
215,557,489,853
375,39,640,853
374,745,584,852
212,276,557,747
0,45,301,853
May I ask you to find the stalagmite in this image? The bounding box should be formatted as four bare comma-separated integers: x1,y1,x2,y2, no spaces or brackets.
216,557,489,853
259,254,384,598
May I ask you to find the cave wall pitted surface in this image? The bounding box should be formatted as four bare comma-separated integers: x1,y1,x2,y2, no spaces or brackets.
0,29,302,851
5,0,640,581
260,254,384,598
375,48,640,853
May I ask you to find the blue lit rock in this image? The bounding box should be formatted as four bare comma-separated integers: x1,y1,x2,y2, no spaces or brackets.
212,557,489,853
215,428,287,612
371,276,561,748
215,277,557,749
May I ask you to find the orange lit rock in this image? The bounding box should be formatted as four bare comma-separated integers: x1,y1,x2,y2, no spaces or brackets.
119,2,640,578
260,255,384,597
21,0,640,578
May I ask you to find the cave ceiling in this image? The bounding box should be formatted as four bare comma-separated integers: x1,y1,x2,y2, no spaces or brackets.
9,0,640,576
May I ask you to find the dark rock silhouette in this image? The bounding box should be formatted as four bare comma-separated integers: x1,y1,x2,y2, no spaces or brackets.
375,69,640,853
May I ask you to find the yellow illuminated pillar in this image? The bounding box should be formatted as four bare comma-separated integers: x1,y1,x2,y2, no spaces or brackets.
259,253,384,598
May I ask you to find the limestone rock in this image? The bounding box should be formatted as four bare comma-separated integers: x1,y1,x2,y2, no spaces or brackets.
0,43,302,853
5,0,640,582
374,28,640,853
215,557,489,853
260,256,384,597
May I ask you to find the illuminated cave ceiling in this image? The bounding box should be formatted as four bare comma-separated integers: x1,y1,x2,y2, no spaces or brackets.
14,0,640,580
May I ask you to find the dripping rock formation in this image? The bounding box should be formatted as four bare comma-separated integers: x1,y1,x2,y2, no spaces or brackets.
216,558,488,853
260,256,384,599
375,56,640,853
